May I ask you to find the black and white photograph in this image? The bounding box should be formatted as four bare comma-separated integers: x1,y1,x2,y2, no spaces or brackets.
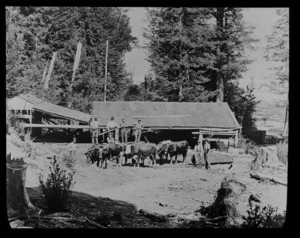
6,6,289,228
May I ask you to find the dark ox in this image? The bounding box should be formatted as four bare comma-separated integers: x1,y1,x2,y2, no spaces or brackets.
129,142,157,167
85,148,100,164
98,143,126,169
85,143,125,169
157,140,188,164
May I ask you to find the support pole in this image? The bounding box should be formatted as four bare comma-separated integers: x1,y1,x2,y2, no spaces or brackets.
234,130,239,148
198,130,203,142
104,40,109,102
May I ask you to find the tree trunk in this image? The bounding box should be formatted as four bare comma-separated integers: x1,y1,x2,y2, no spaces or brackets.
216,75,224,102
202,174,246,226
250,146,280,170
215,8,225,103
6,153,36,218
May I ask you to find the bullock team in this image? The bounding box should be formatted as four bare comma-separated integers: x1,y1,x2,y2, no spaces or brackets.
85,140,210,170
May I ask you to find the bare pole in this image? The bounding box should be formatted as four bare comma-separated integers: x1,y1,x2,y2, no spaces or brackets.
104,40,109,102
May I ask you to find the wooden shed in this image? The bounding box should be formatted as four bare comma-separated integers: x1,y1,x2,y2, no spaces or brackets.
93,101,241,146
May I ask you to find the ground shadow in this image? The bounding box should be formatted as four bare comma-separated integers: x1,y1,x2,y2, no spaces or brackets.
22,187,171,228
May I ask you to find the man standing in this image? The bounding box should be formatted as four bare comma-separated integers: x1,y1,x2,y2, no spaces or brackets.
106,116,119,141
203,140,211,170
134,119,143,142
193,140,204,166
90,117,100,144
120,118,128,143
107,132,115,143
68,137,77,160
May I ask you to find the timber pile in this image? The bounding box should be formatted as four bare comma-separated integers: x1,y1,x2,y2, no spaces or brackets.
250,146,282,170
200,174,247,227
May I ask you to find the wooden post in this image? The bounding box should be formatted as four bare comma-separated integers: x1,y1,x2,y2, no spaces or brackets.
104,40,109,102
234,130,238,148
198,130,203,142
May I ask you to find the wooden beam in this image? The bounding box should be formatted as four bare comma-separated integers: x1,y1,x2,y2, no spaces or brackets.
133,115,190,119
235,130,239,148
23,124,90,129
192,131,237,135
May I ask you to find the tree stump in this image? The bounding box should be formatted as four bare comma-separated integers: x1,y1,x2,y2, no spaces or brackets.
250,146,280,170
6,153,36,218
202,174,247,226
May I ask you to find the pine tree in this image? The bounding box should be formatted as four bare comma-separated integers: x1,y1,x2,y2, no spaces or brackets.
144,7,217,102
264,8,289,94
6,7,137,113
144,8,257,104
207,8,258,102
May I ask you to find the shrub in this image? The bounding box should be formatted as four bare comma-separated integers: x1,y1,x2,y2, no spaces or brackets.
95,213,111,227
276,142,288,165
112,211,123,224
237,136,257,155
39,157,76,212
61,152,76,170
242,201,286,228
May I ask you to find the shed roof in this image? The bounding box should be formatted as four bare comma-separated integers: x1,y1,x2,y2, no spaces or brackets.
7,94,91,123
93,101,241,130
34,101,91,123
7,94,43,110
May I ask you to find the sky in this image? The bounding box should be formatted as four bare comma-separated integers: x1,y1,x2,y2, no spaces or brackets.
124,8,288,102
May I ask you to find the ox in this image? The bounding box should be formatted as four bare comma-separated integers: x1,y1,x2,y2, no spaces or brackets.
157,140,188,164
126,142,157,167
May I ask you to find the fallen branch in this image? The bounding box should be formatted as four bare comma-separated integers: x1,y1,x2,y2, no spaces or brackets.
8,216,24,222
85,217,107,228
250,171,287,186
30,215,86,223
139,209,167,222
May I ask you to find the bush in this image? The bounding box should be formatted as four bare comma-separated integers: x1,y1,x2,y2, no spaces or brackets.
39,157,76,212
112,211,123,224
237,136,257,155
276,142,288,165
242,201,286,228
95,213,111,227
61,152,76,170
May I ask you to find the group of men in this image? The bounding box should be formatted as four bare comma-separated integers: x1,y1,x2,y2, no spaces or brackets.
89,116,144,144
193,139,211,169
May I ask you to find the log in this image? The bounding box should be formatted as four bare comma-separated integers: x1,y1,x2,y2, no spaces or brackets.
250,171,287,186
139,209,167,222
202,174,247,226
85,217,107,228
6,153,36,217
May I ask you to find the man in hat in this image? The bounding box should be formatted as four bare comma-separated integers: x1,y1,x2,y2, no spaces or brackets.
107,132,115,143
120,117,128,143
193,140,204,166
68,136,77,160
90,117,100,144
133,119,144,142
203,140,211,170
106,116,119,141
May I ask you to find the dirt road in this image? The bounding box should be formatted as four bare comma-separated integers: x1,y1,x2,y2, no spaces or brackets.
14,142,287,218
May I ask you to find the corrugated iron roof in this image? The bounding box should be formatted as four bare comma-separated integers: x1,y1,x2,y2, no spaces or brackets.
93,101,241,129
18,94,44,105
34,101,91,123
8,93,91,123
